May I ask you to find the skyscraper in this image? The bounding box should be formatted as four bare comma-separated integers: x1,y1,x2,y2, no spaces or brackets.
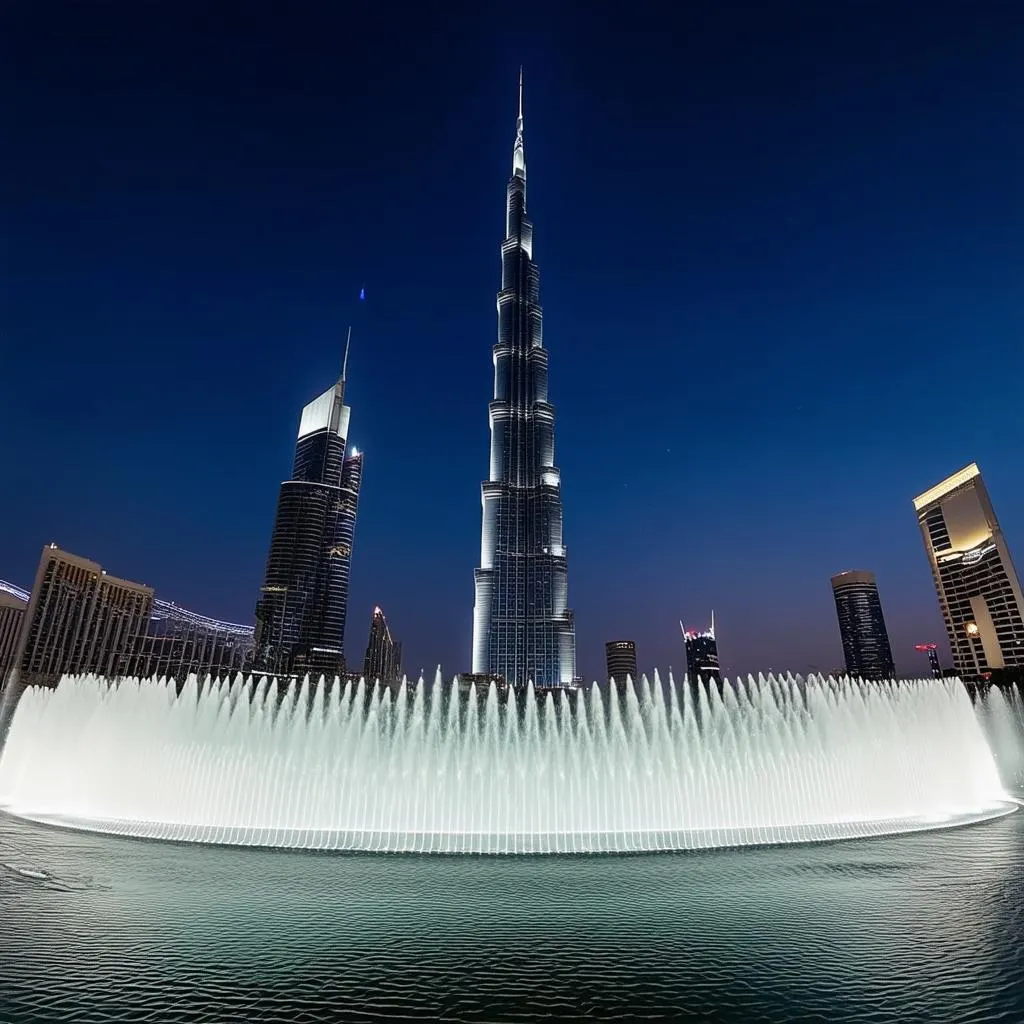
363,605,403,685
605,640,638,688
913,463,1024,679
830,570,895,680
472,72,576,688
9,545,154,692
682,615,720,682
254,331,363,679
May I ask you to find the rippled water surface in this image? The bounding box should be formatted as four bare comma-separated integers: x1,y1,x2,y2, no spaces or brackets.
1,811,1022,1023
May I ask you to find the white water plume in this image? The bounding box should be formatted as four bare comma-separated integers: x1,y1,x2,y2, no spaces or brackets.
0,672,1016,853
977,683,1024,793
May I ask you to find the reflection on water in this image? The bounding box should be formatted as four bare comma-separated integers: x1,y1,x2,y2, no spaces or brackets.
1,812,1022,1023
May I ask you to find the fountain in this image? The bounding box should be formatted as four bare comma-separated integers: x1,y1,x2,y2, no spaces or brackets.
0,672,1017,853
976,682,1024,791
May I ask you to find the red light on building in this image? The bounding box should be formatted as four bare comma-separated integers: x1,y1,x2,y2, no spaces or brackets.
914,642,942,678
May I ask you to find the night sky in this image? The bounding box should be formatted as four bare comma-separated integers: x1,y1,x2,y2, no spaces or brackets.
3,2,1022,682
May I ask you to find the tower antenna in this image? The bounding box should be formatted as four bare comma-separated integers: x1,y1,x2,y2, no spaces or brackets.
341,325,352,382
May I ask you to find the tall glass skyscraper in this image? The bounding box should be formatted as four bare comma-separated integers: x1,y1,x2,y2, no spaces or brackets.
830,570,895,680
255,333,363,679
472,73,576,687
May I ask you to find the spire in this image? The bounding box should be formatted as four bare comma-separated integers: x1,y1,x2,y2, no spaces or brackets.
340,325,352,383
709,610,715,639
513,67,526,180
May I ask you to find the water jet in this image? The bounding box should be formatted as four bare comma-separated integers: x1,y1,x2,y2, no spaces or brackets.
0,672,1016,853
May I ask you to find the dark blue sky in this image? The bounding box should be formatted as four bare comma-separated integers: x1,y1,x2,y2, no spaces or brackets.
3,2,1022,682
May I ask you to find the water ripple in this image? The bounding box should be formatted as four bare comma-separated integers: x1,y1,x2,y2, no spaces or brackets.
0,813,1022,1023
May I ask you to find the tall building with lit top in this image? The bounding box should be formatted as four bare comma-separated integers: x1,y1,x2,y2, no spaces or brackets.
913,463,1024,679
471,72,576,687
255,331,363,679
363,606,402,685
830,571,894,680
682,615,720,682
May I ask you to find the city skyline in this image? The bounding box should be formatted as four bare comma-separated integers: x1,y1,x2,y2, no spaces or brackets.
3,4,1022,682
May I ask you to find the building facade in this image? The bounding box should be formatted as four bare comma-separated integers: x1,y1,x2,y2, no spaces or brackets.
682,615,720,682
10,545,154,691
134,599,254,682
255,332,363,679
605,640,638,687
472,72,576,688
0,583,28,690
830,570,895,680
913,463,1024,679
363,605,402,685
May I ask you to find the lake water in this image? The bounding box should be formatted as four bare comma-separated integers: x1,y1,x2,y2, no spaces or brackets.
1,809,1022,1023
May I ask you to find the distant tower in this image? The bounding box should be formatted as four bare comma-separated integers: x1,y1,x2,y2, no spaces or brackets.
605,640,638,688
254,329,364,679
830,571,895,680
913,463,1024,680
682,614,720,682
363,606,403,685
471,70,576,688
914,643,942,679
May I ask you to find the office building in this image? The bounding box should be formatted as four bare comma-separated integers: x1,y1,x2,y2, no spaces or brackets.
363,605,402,685
0,582,28,690
682,614,720,682
254,330,364,679
605,640,638,687
830,571,895,680
10,545,153,691
472,72,576,687
913,463,1024,679
914,643,942,679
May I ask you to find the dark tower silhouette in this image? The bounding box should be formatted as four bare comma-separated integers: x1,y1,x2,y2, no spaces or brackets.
363,606,402,685
605,640,638,689
830,571,895,680
682,614,720,682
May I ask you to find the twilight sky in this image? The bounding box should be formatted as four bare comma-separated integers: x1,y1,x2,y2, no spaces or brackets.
2,1,1022,682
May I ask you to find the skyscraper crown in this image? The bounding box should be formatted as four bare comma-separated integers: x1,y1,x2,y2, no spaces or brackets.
513,66,525,180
